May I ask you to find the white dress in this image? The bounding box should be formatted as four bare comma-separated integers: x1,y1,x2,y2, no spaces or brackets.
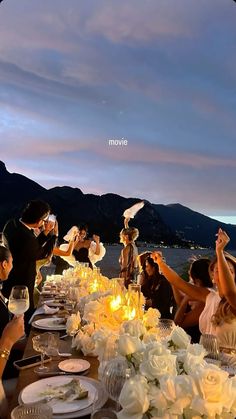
216,319,236,366
199,289,221,335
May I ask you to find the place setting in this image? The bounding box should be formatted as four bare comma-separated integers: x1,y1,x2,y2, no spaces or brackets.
32,317,67,331
17,375,107,419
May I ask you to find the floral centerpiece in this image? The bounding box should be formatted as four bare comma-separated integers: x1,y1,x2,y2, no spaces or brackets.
114,325,236,419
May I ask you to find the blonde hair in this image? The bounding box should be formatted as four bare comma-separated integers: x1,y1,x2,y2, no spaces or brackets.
120,227,139,242
211,252,236,326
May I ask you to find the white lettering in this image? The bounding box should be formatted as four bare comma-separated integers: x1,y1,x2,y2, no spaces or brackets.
108,138,128,146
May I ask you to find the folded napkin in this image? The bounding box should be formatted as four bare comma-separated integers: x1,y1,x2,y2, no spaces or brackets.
28,304,59,324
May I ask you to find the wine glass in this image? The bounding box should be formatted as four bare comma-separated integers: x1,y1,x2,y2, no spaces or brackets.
32,333,52,373
8,285,29,316
199,334,220,361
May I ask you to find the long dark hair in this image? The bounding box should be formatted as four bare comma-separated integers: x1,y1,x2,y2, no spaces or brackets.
190,258,212,288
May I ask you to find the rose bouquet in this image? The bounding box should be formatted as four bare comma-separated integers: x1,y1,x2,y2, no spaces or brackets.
114,326,236,419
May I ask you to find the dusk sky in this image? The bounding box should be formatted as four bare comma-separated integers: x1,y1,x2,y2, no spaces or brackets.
1,0,236,224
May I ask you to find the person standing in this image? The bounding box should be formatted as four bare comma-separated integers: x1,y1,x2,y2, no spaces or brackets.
2,200,56,329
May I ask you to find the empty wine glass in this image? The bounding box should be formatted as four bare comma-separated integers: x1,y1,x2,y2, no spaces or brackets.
8,285,29,316
32,333,52,373
199,334,220,361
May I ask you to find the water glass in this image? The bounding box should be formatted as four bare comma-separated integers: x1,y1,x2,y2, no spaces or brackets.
11,403,53,419
158,319,175,339
91,389,117,419
199,334,220,360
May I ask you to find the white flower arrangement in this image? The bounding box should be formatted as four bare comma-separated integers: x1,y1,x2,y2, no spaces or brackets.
115,327,236,419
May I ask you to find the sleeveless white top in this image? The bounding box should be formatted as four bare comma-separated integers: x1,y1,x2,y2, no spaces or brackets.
199,289,221,335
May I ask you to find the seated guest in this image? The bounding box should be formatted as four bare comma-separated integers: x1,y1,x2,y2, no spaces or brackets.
0,246,25,418
2,200,56,331
173,258,212,343
137,251,152,286
152,230,236,347
141,256,174,318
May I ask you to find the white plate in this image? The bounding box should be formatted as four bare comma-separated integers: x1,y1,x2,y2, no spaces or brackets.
20,375,96,414
19,376,107,419
58,359,90,373
44,300,64,308
32,317,66,330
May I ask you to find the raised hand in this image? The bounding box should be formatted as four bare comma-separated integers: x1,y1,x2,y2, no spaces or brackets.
93,234,100,244
151,251,163,264
215,228,230,253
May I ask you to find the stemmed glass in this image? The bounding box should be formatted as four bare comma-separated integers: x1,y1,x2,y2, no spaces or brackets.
8,285,29,340
32,332,56,373
8,285,29,316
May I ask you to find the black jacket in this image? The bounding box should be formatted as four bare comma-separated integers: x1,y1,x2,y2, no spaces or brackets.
2,219,56,312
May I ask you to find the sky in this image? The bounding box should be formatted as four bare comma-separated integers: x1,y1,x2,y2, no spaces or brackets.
0,0,236,224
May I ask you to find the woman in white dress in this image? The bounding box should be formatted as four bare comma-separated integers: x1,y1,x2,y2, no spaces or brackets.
211,229,236,365
151,229,236,348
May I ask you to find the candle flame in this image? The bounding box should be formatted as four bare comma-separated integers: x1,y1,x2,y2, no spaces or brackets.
110,295,122,311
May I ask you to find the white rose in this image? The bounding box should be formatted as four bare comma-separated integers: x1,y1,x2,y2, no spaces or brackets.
140,343,177,380
122,319,146,338
83,300,104,323
66,312,81,336
93,330,118,362
190,365,232,417
159,376,192,414
117,375,149,419
118,334,144,356
143,308,161,329
142,327,160,344
170,326,191,349
79,333,96,356
183,344,208,374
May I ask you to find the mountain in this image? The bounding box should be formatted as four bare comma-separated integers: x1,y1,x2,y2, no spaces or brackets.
1,161,236,248
154,203,236,248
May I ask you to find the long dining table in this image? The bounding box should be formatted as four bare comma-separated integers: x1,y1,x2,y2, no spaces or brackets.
8,315,107,419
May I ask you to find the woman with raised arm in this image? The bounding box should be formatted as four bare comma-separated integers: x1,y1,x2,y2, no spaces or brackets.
152,230,236,345
211,229,236,364
173,258,213,342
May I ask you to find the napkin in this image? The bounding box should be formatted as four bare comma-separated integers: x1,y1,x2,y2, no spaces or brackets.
28,304,59,324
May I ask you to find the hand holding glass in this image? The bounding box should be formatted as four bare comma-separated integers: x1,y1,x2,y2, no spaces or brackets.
8,285,29,315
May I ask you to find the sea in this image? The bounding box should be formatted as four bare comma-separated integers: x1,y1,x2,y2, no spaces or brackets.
43,244,236,279
95,245,216,278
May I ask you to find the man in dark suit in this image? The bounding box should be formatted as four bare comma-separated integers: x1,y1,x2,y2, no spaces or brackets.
2,200,57,331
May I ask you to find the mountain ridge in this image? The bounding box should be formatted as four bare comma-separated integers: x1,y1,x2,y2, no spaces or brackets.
1,161,236,248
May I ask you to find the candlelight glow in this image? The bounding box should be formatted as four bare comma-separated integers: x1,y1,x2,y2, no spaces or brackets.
89,279,99,293
124,306,136,320
110,295,122,311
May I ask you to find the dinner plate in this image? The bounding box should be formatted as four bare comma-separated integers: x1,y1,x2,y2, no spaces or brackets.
58,359,90,373
20,375,96,414
44,300,64,307
32,317,66,330
19,376,107,419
